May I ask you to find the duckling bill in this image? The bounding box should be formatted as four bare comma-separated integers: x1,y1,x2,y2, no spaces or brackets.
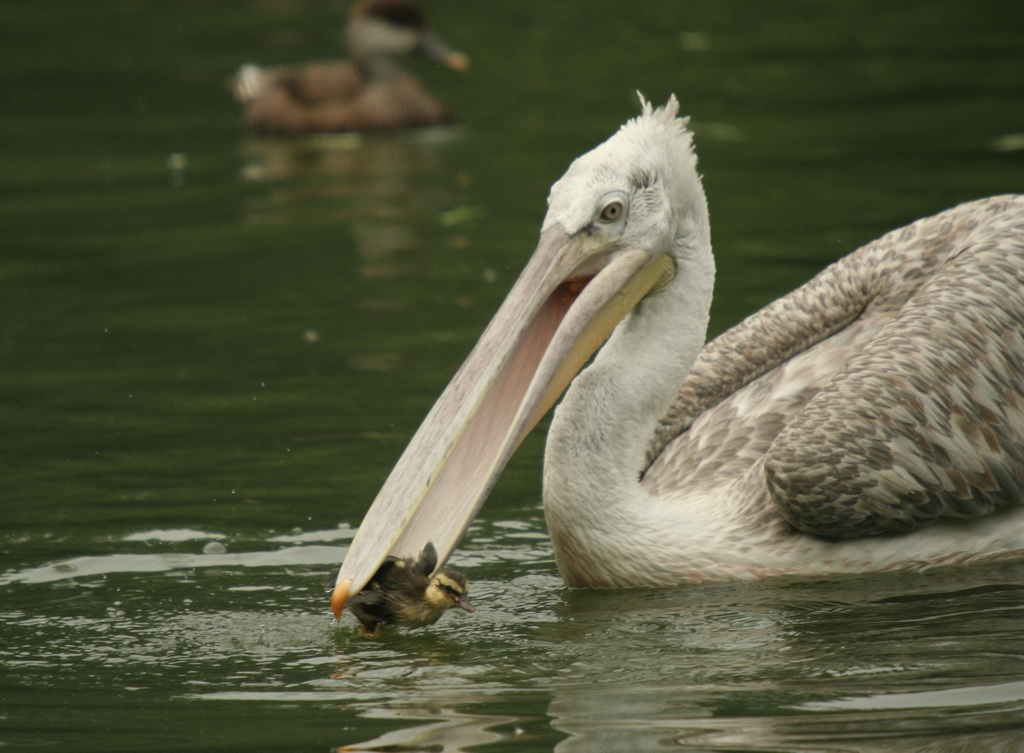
331,542,474,637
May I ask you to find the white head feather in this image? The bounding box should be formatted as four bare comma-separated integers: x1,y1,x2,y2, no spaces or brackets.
541,94,704,260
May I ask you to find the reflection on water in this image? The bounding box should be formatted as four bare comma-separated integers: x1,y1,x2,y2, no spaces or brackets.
543,569,1024,751
1,543,346,585
8,518,1024,753
5,513,1024,751
240,128,474,283
335,707,517,753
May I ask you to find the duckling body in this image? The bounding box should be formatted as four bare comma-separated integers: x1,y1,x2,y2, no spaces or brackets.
344,542,474,636
234,0,468,134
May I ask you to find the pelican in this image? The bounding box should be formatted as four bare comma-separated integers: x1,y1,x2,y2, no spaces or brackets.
330,95,1024,614
234,0,468,134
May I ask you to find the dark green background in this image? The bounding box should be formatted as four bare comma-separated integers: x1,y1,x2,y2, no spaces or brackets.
2,2,1022,750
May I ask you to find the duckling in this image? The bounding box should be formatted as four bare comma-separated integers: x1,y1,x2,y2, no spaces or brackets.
234,0,468,134
334,542,475,637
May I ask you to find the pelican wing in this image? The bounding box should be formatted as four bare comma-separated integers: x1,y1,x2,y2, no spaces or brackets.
646,195,1024,538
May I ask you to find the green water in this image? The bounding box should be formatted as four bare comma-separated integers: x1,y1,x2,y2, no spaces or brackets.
2,1,1023,751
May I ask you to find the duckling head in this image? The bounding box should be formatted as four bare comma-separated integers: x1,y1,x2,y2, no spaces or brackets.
424,569,476,614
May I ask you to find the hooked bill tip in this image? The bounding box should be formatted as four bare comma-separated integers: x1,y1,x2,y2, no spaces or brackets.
330,578,352,620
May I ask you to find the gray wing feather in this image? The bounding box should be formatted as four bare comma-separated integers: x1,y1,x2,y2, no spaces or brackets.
645,195,1024,538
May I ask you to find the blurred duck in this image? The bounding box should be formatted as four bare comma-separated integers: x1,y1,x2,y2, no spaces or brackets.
335,541,474,637
234,0,468,134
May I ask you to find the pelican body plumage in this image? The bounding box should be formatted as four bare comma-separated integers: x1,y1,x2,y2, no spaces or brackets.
330,95,1024,615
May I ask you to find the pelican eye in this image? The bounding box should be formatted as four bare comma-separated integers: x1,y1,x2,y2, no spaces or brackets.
598,200,624,223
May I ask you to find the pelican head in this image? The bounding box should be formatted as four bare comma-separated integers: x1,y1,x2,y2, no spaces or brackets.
543,97,701,256
330,95,709,615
